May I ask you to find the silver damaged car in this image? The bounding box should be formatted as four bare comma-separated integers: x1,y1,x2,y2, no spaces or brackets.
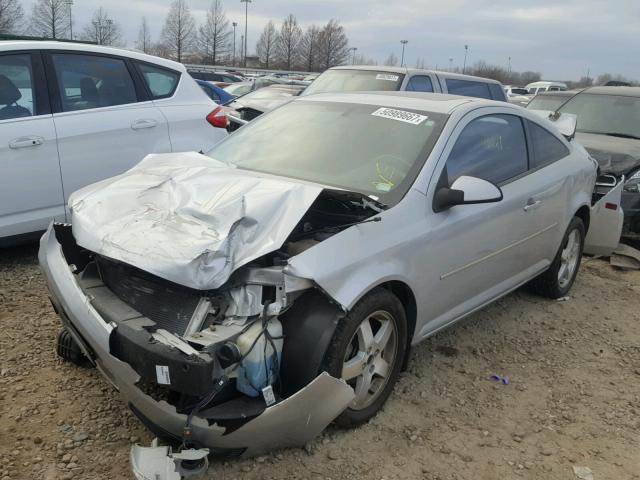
39,92,609,457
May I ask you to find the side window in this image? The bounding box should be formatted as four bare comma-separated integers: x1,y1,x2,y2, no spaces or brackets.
446,114,528,185
489,83,506,101
0,54,35,120
137,63,180,99
201,86,219,102
51,54,137,112
406,75,434,92
446,79,492,99
528,121,570,168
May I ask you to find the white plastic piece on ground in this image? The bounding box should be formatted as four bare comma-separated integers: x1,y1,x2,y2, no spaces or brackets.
584,176,624,256
610,243,640,270
69,152,322,290
130,438,209,480
572,465,594,480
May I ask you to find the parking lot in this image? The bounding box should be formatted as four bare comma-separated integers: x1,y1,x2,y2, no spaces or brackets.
1,243,639,480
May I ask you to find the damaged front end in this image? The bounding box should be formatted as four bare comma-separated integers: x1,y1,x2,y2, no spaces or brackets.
39,158,384,456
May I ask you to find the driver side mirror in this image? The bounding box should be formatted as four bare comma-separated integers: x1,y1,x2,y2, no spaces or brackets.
433,176,503,213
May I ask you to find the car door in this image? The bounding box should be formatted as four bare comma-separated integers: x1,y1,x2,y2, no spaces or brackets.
45,51,171,205
419,111,548,333
0,51,65,240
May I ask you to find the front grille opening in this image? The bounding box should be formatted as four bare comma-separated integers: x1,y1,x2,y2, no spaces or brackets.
96,256,200,335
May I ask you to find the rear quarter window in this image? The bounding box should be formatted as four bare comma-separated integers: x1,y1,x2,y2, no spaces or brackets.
137,63,180,99
527,120,570,168
489,83,507,101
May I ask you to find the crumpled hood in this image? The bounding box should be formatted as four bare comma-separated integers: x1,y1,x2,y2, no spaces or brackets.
69,152,323,290
575,132,640,176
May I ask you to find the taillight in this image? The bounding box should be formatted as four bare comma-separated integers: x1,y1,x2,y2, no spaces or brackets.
206,106,229,128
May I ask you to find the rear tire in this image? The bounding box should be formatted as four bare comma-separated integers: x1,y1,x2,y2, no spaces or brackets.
322,288,407,428
528,217,585,299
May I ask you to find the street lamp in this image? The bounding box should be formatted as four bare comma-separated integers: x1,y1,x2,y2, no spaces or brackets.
240,0,251,68
463,44,469,74
65,0,73,40
449,57,453,71
400,40,408,67
348,47,357,65
232,22,238,67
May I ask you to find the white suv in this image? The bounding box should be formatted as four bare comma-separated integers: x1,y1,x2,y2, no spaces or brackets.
0,41,227,244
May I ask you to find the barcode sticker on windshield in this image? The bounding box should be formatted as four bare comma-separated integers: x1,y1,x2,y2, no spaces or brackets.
371,107,428,125
376,74,400,81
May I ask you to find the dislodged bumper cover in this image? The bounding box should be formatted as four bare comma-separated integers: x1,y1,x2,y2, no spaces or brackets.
68,152,323,290
39,225,355,456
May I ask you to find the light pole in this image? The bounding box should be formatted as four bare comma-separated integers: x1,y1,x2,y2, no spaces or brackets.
463,44,469,74
400,40,408,67
507,56,511,74
240,0,251,68
65,0,73,40
240,35,244,66
232,22,238,66
449,57,453,71
347,47,357,65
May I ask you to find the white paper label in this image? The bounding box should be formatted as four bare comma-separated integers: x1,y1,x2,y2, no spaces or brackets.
376,73,399,81
155,365,171,385
371,107,428,125
262,385,276,406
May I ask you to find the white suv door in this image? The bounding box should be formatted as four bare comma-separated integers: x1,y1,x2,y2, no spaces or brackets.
45,51,171,205
0,51,65,241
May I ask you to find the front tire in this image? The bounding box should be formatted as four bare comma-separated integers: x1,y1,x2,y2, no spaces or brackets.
323,288,407,428
529,216,585,299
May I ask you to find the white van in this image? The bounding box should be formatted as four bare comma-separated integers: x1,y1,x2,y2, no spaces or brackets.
526,81,568,95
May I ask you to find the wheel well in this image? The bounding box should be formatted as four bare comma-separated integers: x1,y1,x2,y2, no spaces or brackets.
575,205,590,233
381,281,417,370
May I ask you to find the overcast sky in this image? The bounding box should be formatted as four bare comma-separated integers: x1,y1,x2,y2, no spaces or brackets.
58,0,640,80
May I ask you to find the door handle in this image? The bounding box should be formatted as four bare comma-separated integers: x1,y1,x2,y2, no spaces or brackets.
131,119,158,130
523,199,542,212
9,136,44,149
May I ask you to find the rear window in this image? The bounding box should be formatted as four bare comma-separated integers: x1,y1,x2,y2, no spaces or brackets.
301,69,405,96
138,63,180,99
446,79,492,100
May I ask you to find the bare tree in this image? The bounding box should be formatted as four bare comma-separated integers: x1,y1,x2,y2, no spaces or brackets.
275,14,302,70
0,0,24,34
161,0,196,63
29,0,69,39
318,19,349,70
299,25,320,72
82,8,123,46
135,17,152,53
383,52,398,67
197,0,230,65
353,53,376,66
414,57,426,69
256,20,277,69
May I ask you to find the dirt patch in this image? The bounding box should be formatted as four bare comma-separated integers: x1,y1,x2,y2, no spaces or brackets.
1,244,639,480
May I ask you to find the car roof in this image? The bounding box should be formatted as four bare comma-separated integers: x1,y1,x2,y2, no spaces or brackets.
0,40,184,71
329,65,503,85
295,91,508,114
581,86,640,97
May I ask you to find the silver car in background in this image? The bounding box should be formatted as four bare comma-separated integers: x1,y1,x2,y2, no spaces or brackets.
40,92,605,457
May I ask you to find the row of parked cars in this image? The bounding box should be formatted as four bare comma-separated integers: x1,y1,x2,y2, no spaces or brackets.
2,40,637,470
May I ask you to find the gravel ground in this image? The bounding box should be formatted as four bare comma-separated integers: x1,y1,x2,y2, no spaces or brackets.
1,243,639,480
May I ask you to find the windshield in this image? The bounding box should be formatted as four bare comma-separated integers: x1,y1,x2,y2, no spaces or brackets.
301,69,405,96
207,101,447,203
527,94,572,112
558,93,640,138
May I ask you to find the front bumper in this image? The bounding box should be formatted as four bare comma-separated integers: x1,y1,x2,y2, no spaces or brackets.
38,224,354,456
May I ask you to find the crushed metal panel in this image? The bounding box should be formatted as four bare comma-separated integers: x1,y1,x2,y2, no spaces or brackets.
585,177,624,256
69,152,322,290
610,243,640,270
130,439,209,480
